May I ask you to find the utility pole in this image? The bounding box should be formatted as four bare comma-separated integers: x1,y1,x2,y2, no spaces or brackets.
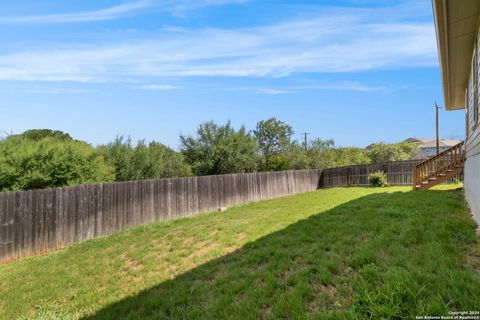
435,101,441,155
301,132,310,150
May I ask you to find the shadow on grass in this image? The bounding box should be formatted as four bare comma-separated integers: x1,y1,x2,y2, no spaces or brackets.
86,190,480,320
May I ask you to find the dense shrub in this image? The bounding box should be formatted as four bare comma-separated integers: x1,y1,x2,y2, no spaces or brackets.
368,142,418,163
287,139,371,170
181,121,259,175
0,136,114,191
13,129,73,141
98,137,192,181
0,121,422,192
368,171,389,187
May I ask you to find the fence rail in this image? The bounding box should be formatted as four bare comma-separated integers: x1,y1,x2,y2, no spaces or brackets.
0,169,322,264
320,160,424,187
0,159,464,264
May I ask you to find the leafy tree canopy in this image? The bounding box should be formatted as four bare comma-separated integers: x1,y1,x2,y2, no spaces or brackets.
0,136,114,191
0,124,421,192
286,139,371,170
181,121,259,175
367,142,418,163
253,118,294,171
12,129,73,141
98,136,192,181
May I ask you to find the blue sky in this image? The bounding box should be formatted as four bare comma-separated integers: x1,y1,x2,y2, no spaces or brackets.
0,0,465,149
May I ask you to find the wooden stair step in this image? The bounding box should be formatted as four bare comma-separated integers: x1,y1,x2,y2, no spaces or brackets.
412,141,465,191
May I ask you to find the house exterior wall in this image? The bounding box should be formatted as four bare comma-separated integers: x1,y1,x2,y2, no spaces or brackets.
465,158,480,224
465,27,480,225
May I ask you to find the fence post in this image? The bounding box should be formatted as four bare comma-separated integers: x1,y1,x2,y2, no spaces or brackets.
0,169,324,264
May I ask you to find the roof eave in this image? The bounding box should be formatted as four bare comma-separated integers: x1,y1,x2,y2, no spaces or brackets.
432,0,455,110
432,0,480,111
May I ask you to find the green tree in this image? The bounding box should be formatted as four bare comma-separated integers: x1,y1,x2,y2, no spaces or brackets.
13,129,73,141
0,136,114,191
368,142,418,163
284,142,310,170
99,137,191,181
180,121,259,175
284,139,334,170
305,138,337,169
97,136,134,181
310,138,335,151
253,118,294,171
326,147,371,167
289,139,370,170
275,137,371,171
129,141,192,179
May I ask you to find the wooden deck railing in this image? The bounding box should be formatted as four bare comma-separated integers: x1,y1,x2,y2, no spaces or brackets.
413,141,465,188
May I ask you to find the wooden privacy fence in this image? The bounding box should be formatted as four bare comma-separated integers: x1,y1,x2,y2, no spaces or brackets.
320,160,423,187
0,169,322,264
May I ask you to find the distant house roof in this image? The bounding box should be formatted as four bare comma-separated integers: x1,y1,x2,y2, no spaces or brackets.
404,137,462,148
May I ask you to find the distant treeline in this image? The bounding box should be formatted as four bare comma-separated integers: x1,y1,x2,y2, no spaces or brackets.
0,119,418,191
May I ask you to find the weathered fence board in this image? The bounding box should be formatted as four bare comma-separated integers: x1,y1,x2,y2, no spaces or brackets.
320,160,421,187
0,169,322,264
1,160,462,264
320,159,462,188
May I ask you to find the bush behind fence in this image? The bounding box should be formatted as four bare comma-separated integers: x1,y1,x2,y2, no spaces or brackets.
0,160,463,264
0,170,321,263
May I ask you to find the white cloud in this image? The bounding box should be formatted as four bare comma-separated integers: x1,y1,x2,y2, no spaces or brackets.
165,0,248,17
215,81,386,95
296,82,387,92
221,87,295,95
256,88,295,95
0,6,437,82
140,84,182,91
0,1,152,24
12,87,92,94
0,0,247,24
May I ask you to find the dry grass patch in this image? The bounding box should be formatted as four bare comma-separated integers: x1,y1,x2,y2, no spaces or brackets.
0,185,479,320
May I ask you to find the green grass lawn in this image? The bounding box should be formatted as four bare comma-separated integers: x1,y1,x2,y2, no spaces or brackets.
0,186,479,319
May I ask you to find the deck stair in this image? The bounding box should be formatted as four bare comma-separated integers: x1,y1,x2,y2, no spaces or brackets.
413,141,465,190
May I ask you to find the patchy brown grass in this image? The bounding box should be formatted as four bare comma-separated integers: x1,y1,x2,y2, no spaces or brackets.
0,186,479,320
